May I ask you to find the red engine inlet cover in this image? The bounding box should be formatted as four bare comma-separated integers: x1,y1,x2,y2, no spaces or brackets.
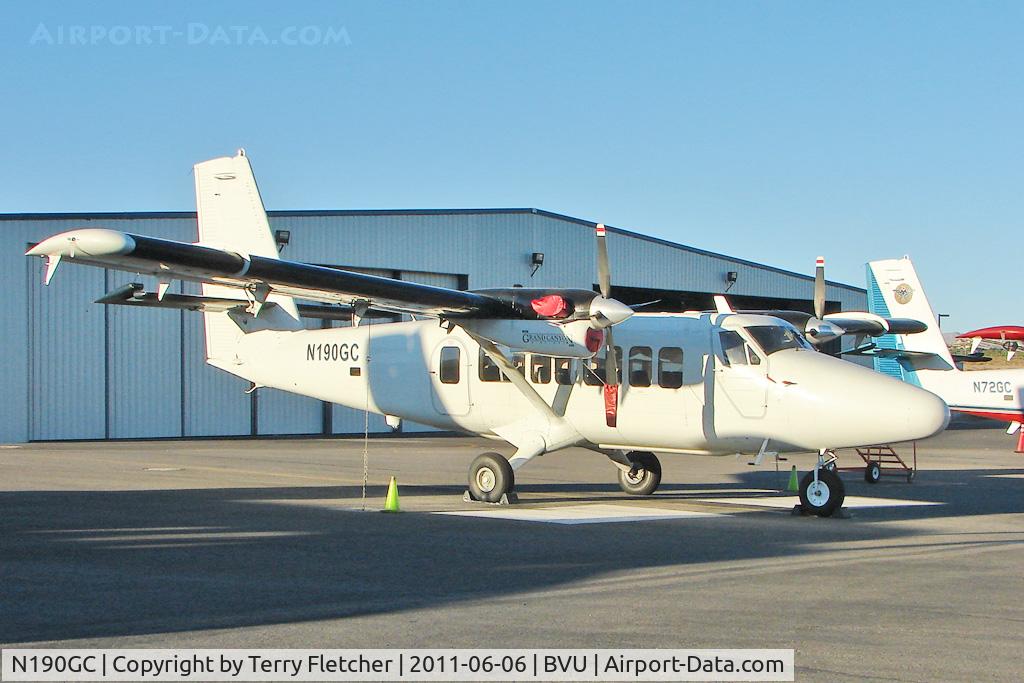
531,295,569,318
585,327,604,352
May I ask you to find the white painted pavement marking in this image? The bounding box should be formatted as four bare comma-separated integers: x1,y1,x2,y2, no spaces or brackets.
694,495,941,509
435,503,720,525
986,473,1024,479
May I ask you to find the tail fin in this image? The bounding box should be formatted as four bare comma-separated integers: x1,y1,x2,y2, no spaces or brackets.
866,257,955,385
194,150,301,365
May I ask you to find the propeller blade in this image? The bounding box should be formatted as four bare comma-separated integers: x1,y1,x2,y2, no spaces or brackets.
595,222,622,428
605,327,618,387
603,327,619,428
814,256,825,320
595,224,611,298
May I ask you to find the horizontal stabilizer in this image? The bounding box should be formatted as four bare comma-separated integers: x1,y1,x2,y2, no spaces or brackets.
97,283,247,312
951,352,993,363
871,348,941,360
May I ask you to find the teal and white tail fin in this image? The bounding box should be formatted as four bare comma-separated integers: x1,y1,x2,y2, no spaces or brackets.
194,150,301,366
866,257,956,386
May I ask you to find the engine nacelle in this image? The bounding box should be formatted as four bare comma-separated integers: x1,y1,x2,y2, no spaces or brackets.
460,319,600,358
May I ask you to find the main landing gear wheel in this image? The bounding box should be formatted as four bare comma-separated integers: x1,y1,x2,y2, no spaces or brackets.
468,452,515,503
864,461,882,484
799,468,845,517
617,451,662,496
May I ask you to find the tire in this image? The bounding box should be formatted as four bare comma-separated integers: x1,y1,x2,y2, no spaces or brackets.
617,451,662,496
799,468,845,517
864,462,882,484
468,452,514,503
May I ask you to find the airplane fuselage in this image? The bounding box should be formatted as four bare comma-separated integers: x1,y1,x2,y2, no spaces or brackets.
222,312,949,456
910,367,1024,424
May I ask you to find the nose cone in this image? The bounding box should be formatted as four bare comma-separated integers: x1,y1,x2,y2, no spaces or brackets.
770,350,949,449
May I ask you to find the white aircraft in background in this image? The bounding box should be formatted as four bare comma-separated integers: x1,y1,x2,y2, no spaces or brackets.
866,257,1024,451
26,152,949,517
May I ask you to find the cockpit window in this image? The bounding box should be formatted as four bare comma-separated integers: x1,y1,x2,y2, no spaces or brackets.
719,331,750,366
745,324,812,355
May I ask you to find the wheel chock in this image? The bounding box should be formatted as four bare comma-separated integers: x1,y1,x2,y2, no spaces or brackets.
793,504,852,518
462,490,519,505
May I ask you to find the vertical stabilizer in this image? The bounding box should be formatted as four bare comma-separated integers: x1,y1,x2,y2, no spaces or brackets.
866,257,956,386
194,151,301,365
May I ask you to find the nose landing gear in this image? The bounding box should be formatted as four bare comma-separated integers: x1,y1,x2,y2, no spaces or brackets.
799,450,846,517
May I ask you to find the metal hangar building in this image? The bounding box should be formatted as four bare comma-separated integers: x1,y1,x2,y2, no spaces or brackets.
1,209,867,443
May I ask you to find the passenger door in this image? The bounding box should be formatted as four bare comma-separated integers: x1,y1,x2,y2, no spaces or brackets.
430,340,470,415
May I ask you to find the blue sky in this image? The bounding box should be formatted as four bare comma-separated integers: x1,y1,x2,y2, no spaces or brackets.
1,1,1021,331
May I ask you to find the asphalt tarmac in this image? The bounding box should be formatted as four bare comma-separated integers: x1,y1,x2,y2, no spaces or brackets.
2,423,1023,682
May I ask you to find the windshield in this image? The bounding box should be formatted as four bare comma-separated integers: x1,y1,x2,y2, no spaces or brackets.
745,324,812,355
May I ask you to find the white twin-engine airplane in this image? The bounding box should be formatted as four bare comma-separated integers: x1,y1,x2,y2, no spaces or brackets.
26,151,949,517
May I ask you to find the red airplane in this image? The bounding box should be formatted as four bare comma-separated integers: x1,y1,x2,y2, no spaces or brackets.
958,326,1024,360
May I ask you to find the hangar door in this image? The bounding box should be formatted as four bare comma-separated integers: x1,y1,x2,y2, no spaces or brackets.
27,259,106,440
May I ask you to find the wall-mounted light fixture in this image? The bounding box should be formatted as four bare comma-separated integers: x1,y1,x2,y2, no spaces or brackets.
725,270,738,292
530,252,545,277
274,229,291,252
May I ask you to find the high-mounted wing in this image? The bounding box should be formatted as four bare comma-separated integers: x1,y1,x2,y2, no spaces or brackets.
747,257,928,347
26,151,635,375
27,227,514,318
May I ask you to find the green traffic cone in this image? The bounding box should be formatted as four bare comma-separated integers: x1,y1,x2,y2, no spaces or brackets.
383,476,401,512
786,465,799,493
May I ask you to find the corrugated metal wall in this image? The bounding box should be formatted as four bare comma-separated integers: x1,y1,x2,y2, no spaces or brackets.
2,209,867,443
27,257,106,440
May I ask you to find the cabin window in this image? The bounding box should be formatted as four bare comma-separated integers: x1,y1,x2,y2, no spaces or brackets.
628,347,652,387
531,355,552,384
658,347,684,388
439,346,461,384
509,353,526,380
719,331,749,366
554,358,576,385
478,349,501,382
584,346,623,386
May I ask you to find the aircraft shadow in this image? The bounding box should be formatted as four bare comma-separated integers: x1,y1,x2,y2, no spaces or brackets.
2,466,1022,644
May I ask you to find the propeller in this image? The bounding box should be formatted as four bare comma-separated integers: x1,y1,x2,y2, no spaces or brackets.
813,256,825,320
593,224,631,427
804,256,845,344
